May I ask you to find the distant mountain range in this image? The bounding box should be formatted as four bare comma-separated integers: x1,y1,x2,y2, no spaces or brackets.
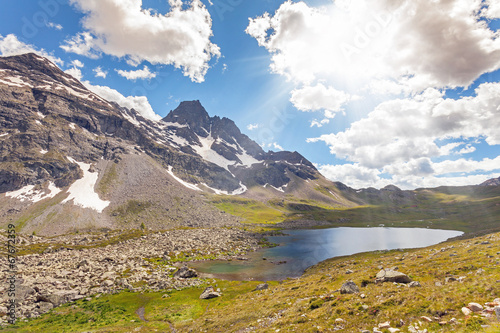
0,53,498,236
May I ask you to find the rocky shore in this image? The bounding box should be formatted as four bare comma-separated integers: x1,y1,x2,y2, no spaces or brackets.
0,227,263,324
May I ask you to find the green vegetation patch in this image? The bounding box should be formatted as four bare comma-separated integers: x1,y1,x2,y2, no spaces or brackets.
111,200,152,219
211,196,285,224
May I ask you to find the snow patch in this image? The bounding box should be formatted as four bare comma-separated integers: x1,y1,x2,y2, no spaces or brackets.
35,120,42,125
0,133,8,137
37,112,46,119
167,166,201,191
192,134,235,171
40,149,48,155
5,182,61,203
62,157,110,213
69,123,76,130
0,76,33,88
202,182,247,196
271,185,285,193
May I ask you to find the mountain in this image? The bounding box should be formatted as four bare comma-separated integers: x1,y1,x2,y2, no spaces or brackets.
480,176,500,186
0,53,356,235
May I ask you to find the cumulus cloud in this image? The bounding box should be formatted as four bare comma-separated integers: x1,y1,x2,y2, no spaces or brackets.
0,34,63,66
60,32,100,59
319,157,500,190
82,81,161,121
247,124,259,131
116,66,156,80
483,0,500,19
62,0,220,82
71,59,84,68
65,67,83,81
247,0,500,92
309,83,500,169
290,83,355,115
248,0,500,189
310,83,500,189
93,66,108,78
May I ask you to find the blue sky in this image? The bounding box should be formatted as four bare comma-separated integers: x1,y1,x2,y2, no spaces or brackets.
1,0,499,189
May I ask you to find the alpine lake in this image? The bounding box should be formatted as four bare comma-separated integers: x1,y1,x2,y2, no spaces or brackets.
190,227,463,281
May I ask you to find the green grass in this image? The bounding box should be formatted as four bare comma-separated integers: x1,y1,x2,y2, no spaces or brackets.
7,232,500,332
97,162,118,196
212,196,286,224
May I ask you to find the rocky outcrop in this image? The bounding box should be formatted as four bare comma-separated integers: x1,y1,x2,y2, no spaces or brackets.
375,269,413,284
340,281,359,294
199,286,221,299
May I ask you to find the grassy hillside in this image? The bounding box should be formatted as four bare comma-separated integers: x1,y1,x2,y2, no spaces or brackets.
6,231,499,332
211,184,500,235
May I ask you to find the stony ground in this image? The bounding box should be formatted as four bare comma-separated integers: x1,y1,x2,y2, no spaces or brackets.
0,227,263,326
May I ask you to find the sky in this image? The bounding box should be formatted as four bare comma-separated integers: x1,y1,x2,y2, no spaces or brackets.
0,0,499,190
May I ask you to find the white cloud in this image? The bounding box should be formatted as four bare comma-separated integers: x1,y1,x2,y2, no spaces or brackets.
311,119,330,128
248,0,500,189
82,81,161,121
0,34,63,66
71,59,84,68
65,67,83,81
319,157,500,190
272,142,284,151
457,145,476,155
63,0,220,82
290,83,355,115
261,142,284,151
47,22,63,30
309,83,500,169
247,124,259,131
60,32,100,59
116,66,156,80
483,0,500,19
93,66,108,78
247,0,500,92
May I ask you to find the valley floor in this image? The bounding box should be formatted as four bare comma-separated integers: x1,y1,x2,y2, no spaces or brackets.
1,226,499,332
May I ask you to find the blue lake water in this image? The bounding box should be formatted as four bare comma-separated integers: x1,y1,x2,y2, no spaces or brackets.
190,227,463,281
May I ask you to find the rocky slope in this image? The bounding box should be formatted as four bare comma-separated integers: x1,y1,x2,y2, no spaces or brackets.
0,53,352,235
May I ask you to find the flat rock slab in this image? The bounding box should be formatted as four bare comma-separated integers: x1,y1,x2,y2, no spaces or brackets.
376,269,412,284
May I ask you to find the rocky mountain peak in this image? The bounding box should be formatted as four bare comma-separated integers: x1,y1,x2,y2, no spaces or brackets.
163,100,211,136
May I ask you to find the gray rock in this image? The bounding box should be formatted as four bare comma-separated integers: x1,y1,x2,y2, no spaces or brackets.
408,281,421,288
36,301,54,314
375,269,412,284
174,266,198,279
340,281,360,294
254,283,269,291
199,286,221,299
37,290,79,307
495,306,500,321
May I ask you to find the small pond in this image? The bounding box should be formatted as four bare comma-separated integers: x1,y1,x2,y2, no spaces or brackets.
190,227,463,281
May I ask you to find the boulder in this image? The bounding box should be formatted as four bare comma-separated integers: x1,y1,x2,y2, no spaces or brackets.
375,269,412,284
461,307,472,316
340,281,360,294
174,266,198,279
35,301,54,314
37,290,79,307
408,281,421,288
467,302,483,312
199,286,221,299
254,283,269,291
